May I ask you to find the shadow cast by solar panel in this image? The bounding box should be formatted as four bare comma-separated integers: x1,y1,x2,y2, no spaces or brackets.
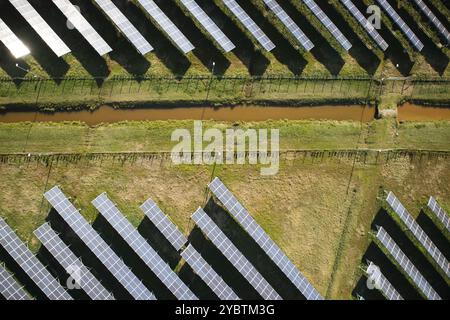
113,0,191,77
45,209,133,300
417,210,450,260
372,208,450,299
423,0,450,34
31,0,110,84
386,0,449,75
318,0,381,75
198,0,270,76
277,0,345,76
357,0,414,76
352,275,386,300
71,0,151,77
202,198,305,300
152,0,231,76
187,226,262,300
0,45,28,85
0,1,70,80
91,213,176,300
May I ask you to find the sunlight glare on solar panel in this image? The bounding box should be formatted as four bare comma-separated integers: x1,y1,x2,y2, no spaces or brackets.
428,197,450,232
0,264,31,300
366,262,403,300
0,18,30,58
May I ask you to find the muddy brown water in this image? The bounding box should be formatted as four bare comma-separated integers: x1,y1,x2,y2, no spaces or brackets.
0,105,375,125
398,103,450,121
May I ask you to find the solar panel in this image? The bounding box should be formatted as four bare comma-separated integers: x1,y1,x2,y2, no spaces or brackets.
140,199,188,251
92,193,197,300
34,223,114,300
181,244,239,300
9,0,70,57
428,197,450,232
136,0,194,54
192,208,282,300
44,186,155,300
366,261,403,300
339,0,388,51
0,18,30,58
302,0,352,51
0,264,31,300
263,0,314,51
376,0,424,51
412,0,450,44
0,218,72,300
209,178,323,300
221,0,275,51
179,0,235,52
94,0,153,55
376,227,441,300
386,192,450,278
52,0,112,56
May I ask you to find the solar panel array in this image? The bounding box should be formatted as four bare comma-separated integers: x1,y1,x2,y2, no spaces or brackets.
366,261,403,300
428,197,450,232
376,227,441,300
375,0,424,51
209,178,323,300
9,0,71,57
339,0,388,51
386,192,450,278
136,0,194,54
52,0,112,56
179,0,235,52
140,199,188,251
181,244,239,300
263,0,314,51
0,18,30,58
192,208,282,300
92,193,197,300
0,218,72,300
302,0,352,51
0,264,31,300
44,186,155,300
412,0,450,44
94,0,153,55
221,0,275,51
34,223,114,300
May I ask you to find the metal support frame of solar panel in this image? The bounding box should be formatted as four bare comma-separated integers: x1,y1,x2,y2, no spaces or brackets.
140,199,188,251
44,186,155,300
9,0,70,57
339,0,388,51
192,208,282,300
366,261,403,300
375,0,424,51
0,218,72,300
179,0,234,52
376,227,440,300
94,0,153,55
136,0,194,54
0,264,31,300
263,0,314,51
412,0,450,44
181,244,239,300
0,18,30,58
34,223,114,300
92,193,197,300
52,0,112,56
428,197,450,232
386,192,450,278
209,177,323,300
302,0,352,51
221,0,275,51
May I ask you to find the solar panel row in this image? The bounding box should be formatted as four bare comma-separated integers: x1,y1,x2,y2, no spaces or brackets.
0,218,72,300
376,227,440,300
44,186,156,300
386,192,450,278
427,197,450,232
0,264,31,300
92,193,197,300
192,208,282,300
366,261,403,300
412,0,450,44
209,178,323,300
0,18,30,58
